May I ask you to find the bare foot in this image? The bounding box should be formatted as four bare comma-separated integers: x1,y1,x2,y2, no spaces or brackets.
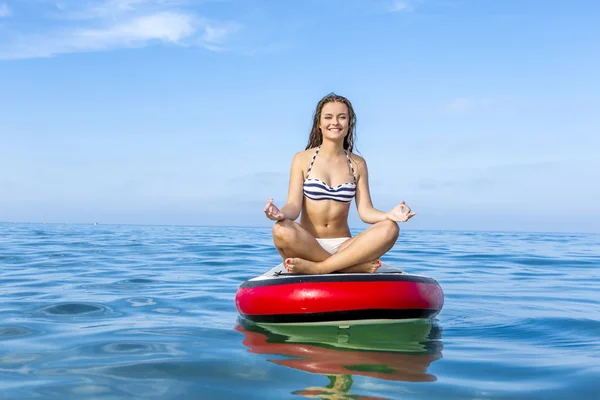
338,260,381,274
284,258,381,274
285,258,322,274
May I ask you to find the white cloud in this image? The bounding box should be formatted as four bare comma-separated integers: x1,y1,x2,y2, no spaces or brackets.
201,23,238,44
54,0,177,20
196,20,241,51
389,0,413,12
0,0,240,59
78,12,196,43
0,3,11,17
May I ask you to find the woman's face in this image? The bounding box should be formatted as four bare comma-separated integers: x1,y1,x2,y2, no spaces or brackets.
319,101,349,141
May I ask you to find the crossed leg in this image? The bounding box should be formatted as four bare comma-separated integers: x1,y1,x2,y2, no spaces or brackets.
335,237,381,273
271,220,382,273
271,219,331,263
285,219,400,275
272,219,400,275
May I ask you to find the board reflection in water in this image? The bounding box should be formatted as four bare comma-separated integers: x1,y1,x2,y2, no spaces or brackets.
236,318,443,398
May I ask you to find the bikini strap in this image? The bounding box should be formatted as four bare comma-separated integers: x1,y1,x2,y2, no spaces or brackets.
344,150,357,183
305,146,320,179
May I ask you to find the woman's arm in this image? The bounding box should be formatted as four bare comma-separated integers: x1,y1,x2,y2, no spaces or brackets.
279,152,305,220
354,157,389,224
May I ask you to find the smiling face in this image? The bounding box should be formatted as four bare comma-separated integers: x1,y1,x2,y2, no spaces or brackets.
305,93,357,152
319,101,349,142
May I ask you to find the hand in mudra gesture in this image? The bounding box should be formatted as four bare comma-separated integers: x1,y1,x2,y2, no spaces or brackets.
264,198,285,221
386,201,416,222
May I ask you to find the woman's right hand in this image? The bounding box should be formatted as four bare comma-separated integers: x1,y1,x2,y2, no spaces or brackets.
264,199,285,221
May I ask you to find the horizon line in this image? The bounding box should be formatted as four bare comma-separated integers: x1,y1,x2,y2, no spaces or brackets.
0,221,597,236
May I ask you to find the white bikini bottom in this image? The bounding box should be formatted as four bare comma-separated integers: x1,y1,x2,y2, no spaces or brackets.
316,237,351,255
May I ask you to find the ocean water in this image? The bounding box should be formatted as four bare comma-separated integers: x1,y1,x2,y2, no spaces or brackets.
0,223,598,399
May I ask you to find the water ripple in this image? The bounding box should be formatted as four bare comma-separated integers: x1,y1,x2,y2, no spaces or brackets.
34,303,115,317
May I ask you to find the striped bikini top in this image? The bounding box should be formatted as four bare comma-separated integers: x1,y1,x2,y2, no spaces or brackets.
303,146,357,203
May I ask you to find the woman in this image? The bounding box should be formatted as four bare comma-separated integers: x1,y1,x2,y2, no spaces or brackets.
264,93,416,274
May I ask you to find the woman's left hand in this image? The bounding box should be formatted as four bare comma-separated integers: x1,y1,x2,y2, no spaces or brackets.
386,201,416,222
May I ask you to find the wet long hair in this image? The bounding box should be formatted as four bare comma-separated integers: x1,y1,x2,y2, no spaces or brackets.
305,93,357,153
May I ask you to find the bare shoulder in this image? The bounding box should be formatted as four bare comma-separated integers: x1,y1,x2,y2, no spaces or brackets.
348,152,367,175
289,149,314,175
297,148,316,158
292,149,314,164
349,152,366,165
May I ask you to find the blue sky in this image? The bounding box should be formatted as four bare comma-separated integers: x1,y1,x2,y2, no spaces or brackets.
1,0,598,233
